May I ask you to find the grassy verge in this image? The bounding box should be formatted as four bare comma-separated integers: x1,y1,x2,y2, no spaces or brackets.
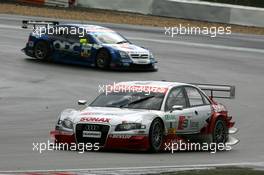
0,3,264,35
162,167,264,175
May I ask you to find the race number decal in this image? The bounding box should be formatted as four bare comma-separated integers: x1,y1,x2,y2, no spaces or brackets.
177,116,188,130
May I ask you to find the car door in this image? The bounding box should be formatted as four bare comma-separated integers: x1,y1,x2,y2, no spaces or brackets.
163,87,195,134
184,86,212,133
67,29,97,64
78,34,97,64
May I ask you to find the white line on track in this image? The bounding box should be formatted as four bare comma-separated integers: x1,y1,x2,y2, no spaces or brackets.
0,161,264,173
1,23,264,57
1,23,264,54
128,37,264,54
0,24,21,30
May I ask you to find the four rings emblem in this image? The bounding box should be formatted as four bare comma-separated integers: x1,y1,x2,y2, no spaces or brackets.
84,125,99,131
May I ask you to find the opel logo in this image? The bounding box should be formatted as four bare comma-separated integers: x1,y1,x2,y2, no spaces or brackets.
84,125,99,131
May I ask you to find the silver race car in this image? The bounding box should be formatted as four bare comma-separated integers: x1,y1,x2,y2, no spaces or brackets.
50,81,239,152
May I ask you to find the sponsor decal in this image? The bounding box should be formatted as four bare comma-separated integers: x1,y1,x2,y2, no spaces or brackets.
80,117,110,123
177,116,189,130
83,131,102,138
190,121,199,129
165,114,176,121
212,104,226,112
53,40,80,54
167,128,177,134
109,134,132,139
80,44,92,57
81,112,115,116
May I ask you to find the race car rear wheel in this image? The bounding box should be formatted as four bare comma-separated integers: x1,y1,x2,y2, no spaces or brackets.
34,41,50,60
96,49,110,69
149,118,164,152
212,118,228,144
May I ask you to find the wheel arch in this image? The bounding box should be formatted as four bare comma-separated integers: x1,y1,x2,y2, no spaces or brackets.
95,47,113,68
33,39,52,60
96,47,112,59
148,116,165,152
156,117,165,130
34,39,50,48
209,113,228,134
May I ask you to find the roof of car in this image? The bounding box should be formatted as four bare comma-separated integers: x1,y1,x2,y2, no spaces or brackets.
115,81,190,88
64,24,115,33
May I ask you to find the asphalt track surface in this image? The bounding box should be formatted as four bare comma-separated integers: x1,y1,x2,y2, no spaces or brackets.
0,14,264,172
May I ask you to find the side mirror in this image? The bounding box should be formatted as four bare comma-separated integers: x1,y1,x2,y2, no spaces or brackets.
171,105,183,111
78,100,87,105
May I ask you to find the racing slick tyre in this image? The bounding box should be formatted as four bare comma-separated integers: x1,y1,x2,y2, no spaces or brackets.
34,41,50,61
212,118,228,145
149,118,164,152
96,49,111,69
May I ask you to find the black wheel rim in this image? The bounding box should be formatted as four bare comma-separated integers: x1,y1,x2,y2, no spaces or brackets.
97,57,105,68
35,44,47,59
215,121,226,143
151,122,162,148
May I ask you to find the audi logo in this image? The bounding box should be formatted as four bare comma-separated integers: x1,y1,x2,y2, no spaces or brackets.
84,125,99,131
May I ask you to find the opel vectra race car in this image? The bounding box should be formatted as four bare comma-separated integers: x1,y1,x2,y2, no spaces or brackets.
50,81,239,152
22,21,157,71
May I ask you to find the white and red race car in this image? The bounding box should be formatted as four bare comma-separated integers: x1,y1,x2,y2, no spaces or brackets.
50,81,239,152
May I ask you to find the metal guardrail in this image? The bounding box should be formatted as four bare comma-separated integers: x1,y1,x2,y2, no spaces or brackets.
15,0,264,27
76,0,264,27
17,0,76,8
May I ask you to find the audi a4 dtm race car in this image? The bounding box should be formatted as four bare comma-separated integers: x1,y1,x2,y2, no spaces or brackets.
50,81,239,152
21,20,157,71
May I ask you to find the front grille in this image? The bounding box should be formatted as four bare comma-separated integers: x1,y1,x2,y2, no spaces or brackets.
130,54,149,59
75,124,110,146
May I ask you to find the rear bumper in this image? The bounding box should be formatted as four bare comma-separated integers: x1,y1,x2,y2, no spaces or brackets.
21,46,34,57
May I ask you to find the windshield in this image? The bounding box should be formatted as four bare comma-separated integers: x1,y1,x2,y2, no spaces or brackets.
90,92,165,110
91,32,128,44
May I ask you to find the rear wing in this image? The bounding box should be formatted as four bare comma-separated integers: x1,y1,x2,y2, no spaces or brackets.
22,20,59,29
192,83,235,99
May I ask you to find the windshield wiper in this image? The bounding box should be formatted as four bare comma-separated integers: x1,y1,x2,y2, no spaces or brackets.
116,40,129,44
119,95,155,108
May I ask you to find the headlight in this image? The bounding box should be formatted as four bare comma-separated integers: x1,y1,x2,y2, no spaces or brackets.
115,123,146,131
149,52,154,59
61,118,73,129
119,51,129,59
57,109,75,130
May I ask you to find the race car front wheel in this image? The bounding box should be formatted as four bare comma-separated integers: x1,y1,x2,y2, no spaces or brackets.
34,41,50,60
212,118,228,144
149,118,164,152
96,49,110,69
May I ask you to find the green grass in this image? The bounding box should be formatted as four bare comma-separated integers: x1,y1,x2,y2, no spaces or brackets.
161,167,264,175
